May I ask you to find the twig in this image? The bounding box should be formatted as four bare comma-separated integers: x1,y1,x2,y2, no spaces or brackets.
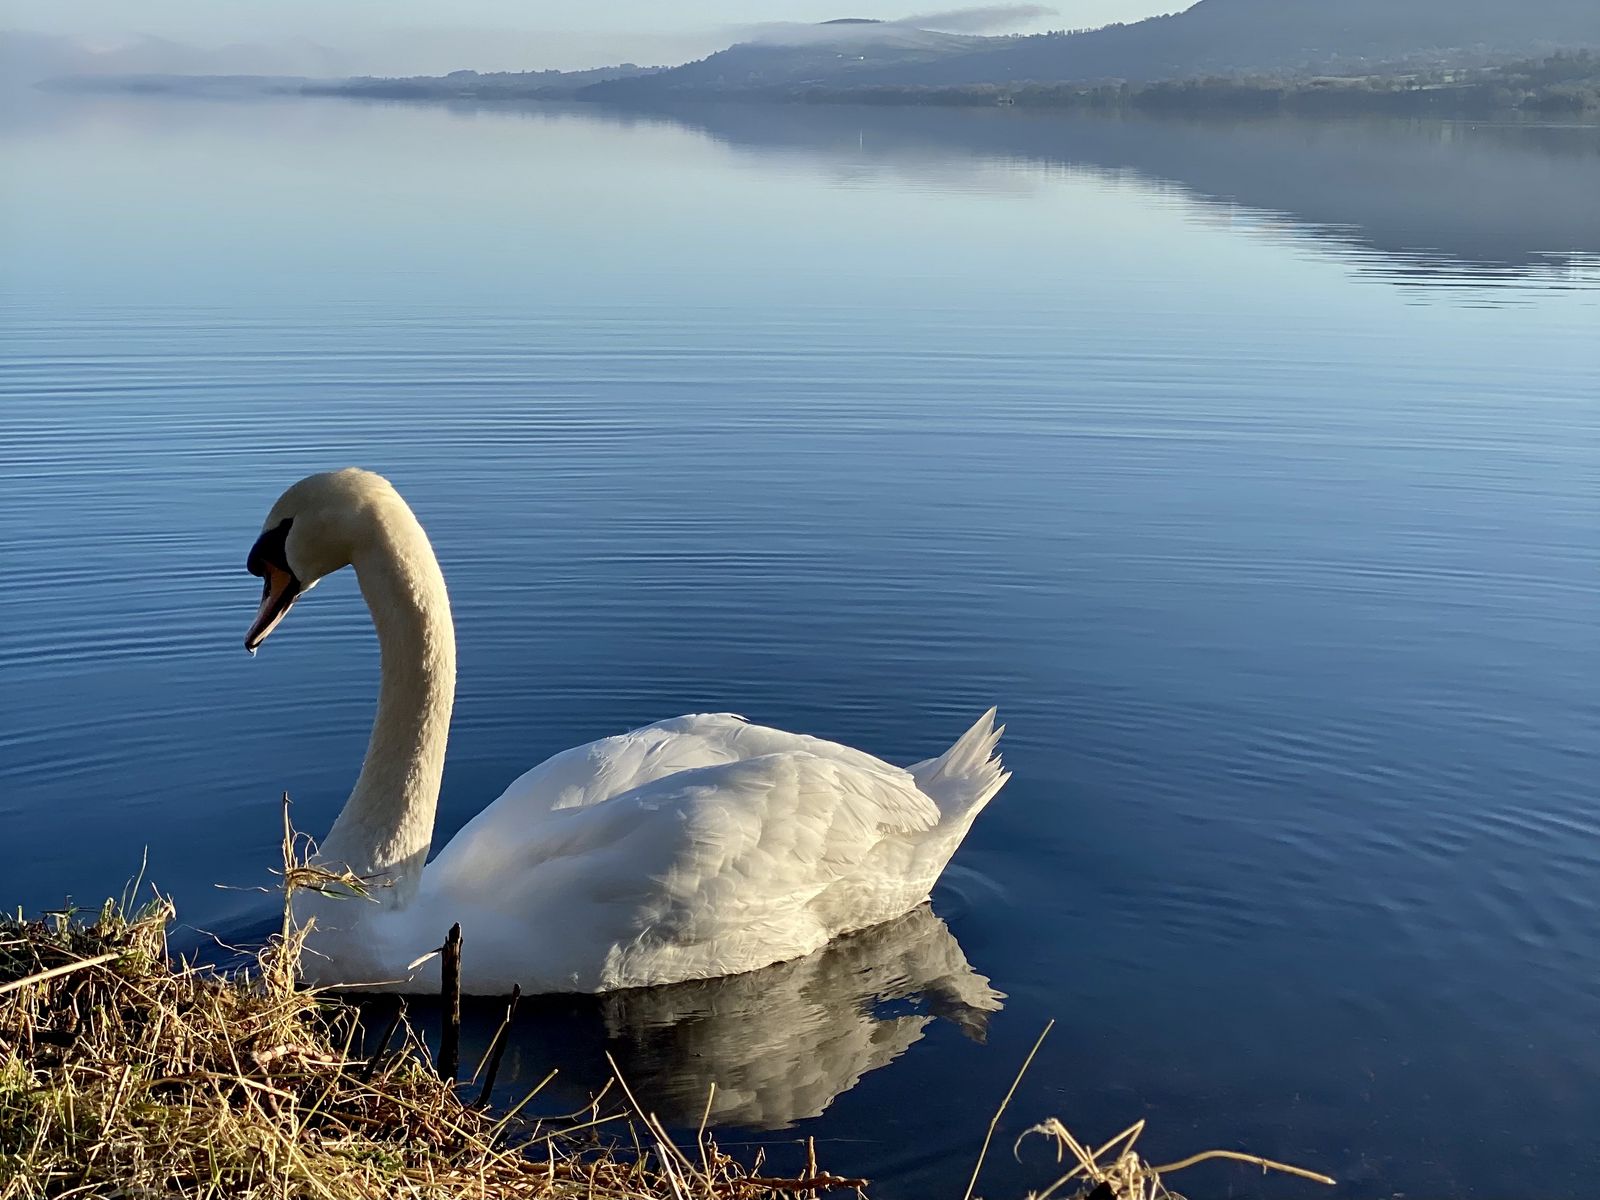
696,1082,718,1180
0,951,121,996
1021,1115,1336,1200
715,1175,870,1194
606,1051,703,1179
1149,1149,1336,1186
488,1067,560,1141
963,1018,1054,1200
360,997,407,1083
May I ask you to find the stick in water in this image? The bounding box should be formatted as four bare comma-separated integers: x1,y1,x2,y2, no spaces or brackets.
439,923,462,1082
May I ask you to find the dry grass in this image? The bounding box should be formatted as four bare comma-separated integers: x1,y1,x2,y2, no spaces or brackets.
971,1023,1336,1200
1014,1118,1335,1200
0,807,864,1200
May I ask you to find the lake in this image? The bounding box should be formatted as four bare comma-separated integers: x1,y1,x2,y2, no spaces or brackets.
2,94,1597,1197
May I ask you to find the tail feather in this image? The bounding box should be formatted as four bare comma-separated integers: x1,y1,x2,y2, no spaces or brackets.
909,707,1011,822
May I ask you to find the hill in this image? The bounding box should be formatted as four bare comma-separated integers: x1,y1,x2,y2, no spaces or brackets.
585,0,1600,98
580,21,988,99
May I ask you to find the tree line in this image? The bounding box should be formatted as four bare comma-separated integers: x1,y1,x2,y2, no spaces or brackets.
789,52,1600,117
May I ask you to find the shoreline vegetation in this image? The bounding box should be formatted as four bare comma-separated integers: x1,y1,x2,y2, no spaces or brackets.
782,52,1600,117
0,809,1335,1199
52,51,1600,121
2,898,847,1199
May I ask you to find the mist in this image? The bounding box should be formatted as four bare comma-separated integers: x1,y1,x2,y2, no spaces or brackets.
899,5,1061,33
0,27,730,82
2,2,1175,80
737,4,1060,49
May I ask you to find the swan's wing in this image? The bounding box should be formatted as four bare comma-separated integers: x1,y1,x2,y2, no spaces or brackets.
456,715,750,821
427,750,938,989
640,713,916,781
437,713,908,860
617,751,939,922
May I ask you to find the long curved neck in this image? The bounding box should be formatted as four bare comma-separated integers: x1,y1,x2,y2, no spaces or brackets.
317,501,456,909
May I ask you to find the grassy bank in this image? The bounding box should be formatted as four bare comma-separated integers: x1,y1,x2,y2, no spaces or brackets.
0,892,863,1199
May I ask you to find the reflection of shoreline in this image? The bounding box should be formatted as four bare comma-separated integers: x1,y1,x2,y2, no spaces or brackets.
577,102,1600,290
20,88,1600,290
420,905,1000,1131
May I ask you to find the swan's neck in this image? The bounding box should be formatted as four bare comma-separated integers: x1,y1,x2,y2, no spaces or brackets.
317,504,456,909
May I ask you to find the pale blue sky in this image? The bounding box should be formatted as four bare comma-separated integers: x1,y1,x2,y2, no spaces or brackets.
11,1,1182,73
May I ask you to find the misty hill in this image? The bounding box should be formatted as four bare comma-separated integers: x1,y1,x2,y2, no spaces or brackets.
582,20,987,98
43,62,662,103
587,0,1600,98
37,73,317,99
1,29,350,85
300,63,658,101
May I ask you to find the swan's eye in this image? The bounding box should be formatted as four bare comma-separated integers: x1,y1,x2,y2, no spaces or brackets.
247,518,294,578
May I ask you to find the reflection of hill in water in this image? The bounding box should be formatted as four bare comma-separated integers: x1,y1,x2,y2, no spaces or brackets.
427,905,999,1131
600,103,1600,289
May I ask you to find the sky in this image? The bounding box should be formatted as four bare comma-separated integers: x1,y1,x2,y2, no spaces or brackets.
6,1,1183,74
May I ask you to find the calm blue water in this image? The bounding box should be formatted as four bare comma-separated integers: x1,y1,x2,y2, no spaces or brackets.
3,95,1598,1197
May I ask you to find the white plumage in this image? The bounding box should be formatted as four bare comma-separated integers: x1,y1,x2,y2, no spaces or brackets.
245,470,1008,994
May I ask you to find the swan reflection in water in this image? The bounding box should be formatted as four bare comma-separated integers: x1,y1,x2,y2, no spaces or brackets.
439,904,1000,1130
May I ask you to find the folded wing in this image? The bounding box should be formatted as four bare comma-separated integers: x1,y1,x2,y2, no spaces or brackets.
427,746,939,990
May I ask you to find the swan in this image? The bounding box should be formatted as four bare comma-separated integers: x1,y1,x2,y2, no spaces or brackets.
243,468,1009,994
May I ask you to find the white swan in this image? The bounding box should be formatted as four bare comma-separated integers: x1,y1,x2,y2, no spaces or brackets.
244,469,1008,994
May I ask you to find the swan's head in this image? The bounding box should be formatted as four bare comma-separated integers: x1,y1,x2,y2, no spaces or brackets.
244,468,399,653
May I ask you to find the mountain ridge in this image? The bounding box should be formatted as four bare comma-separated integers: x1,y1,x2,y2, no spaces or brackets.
584,0,1600,99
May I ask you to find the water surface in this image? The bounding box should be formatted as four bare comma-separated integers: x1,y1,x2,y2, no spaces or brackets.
2,96,1598,1197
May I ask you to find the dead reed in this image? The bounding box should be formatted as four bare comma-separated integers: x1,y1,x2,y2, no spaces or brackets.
967,1022,1336,1200
1014,1117,1335,1200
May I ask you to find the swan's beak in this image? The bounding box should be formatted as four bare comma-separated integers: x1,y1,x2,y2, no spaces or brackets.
245,564,302,653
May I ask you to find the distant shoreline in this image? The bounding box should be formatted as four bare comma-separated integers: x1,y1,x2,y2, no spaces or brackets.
579,51,1600,119
41,51,1600,122
783,69,1600,120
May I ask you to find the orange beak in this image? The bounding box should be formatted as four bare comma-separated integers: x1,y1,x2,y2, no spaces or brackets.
245,563,302,653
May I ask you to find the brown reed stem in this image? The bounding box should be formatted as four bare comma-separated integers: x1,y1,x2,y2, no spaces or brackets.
963,1018,1054,1200
473,983,521,1109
